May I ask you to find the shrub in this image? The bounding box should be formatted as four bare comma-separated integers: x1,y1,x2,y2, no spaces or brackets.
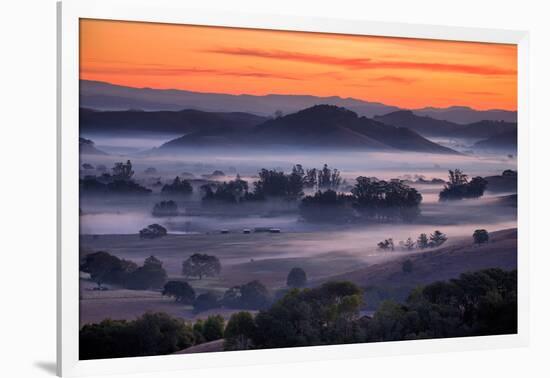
473,229,490,244
287,267,307,288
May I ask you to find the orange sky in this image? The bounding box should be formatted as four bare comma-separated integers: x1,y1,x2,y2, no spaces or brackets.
80,19,517,110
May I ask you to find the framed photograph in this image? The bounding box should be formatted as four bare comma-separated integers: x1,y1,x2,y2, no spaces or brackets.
58,0,529,376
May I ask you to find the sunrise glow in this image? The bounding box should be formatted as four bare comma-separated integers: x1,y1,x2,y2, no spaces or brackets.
80,19,517,110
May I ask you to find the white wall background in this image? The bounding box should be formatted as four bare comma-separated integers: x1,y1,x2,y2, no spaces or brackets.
1,0,549,377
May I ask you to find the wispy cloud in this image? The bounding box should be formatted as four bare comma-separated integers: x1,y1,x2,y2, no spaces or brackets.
464,91,500,96
81,64,300,80
206,48,516,76
370,76,416,84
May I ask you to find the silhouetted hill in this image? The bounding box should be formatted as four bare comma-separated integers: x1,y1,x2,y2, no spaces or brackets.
374,110,458,137
81,80,517,123
375,110,517,139
414,106,517,124
160,105,459,154
453,120,517,139
80,108,267,135
474,130,517,151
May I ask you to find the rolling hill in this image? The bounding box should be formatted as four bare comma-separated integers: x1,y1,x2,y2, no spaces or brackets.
474,130,518,151
158,105,460,154
413,106,517,124
316,228,517,290
80,108,267,135
375,110,517,139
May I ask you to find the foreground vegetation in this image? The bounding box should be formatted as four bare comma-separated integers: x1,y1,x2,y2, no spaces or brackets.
80,268,517,359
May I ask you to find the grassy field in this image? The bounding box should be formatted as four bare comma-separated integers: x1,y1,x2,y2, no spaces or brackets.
79,227,516,326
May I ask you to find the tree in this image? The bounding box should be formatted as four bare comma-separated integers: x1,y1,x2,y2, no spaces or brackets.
318,164,342,190
80,251,136,288
287,267,307,288
162,281,195,304
152,200,178,217
239,280,271,309
402,259,413,273
193,292,220,313
182,254,221,280
403,237,416,250
473,229,490,245
288,165,305,197
377,238,394,251
111,160,134,181
429,230,447,247
222,281,271,310
202,315,225,341
224,312,257,351
139,224,167,239
125,256,167,290
417,233,429,249
304,168,318,189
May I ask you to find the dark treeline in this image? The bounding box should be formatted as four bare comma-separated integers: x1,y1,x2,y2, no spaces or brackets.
200,164,422,222
80,268,517,359
201,164,342,204
80,160,151,194
80,252,167,290
301,177,422,222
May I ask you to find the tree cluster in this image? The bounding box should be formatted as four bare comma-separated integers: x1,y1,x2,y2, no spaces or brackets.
80,252,167,290
161,176,193,195
300,177,422,222
439,169,488,201
152,200,178,217
230,268,517,350
80,160,151,195
81,268,517,358
80,312,195,360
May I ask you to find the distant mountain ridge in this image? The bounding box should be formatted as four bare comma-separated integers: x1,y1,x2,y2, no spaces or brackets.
374,110,517,139
80,80,516,123
414,106,517,124
159,105,460,155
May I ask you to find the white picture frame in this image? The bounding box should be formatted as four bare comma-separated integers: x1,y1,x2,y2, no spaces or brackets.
57,0,530,376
